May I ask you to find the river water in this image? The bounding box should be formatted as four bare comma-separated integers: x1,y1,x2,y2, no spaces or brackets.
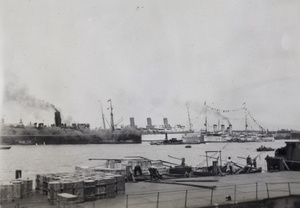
0,134,289,183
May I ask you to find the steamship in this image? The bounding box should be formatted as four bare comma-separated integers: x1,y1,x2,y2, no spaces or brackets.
202,103,274,143
0,110,142,145
202,124,232,143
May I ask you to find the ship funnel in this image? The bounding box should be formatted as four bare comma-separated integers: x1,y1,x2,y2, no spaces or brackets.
221,124,225,133
55,111,62,127
213,124,217,133
228,124,232,135
146,117,154,129
147,118,152,126
163,118,168,126
130,117,135,128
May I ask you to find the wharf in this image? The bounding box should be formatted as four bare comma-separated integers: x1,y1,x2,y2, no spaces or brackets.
1,171,300,208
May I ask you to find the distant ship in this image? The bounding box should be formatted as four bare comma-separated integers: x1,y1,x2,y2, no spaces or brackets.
0,106,141,145
202,124,232,143
202,103,274,143
150,133,205,145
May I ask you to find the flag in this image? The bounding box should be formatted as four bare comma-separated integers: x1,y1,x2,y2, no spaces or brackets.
107,99,111,102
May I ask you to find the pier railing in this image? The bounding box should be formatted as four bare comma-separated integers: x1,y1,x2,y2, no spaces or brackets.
124,181,300,208
2,181,300,207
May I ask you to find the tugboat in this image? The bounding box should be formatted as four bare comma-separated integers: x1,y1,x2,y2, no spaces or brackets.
256,145,274,152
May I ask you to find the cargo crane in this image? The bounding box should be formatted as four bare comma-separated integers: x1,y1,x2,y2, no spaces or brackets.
186,103,193,132
107,99,114,132
99,100,106,129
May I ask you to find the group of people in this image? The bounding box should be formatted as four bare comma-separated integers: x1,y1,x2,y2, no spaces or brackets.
226,155,257,174
128,164,162,181
246,155,257,168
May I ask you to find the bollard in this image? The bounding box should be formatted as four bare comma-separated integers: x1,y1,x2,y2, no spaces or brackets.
266,183,269,198
15,170,22,179
288,182,291,196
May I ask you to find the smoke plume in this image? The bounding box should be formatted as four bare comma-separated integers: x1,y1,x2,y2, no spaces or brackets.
213,111,231,125
4,85,58,112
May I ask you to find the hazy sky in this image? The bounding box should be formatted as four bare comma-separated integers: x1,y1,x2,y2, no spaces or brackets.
1,0,300,131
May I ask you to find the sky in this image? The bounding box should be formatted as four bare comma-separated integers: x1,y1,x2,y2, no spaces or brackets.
1,0,300,131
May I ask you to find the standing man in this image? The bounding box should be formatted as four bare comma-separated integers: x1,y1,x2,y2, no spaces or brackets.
227,157,233,174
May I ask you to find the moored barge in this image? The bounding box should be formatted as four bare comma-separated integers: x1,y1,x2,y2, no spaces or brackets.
265,140,300,171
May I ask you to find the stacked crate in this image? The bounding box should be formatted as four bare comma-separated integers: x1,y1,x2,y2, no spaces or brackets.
35,170,126,205
95,177,106,199
60,180,74,195
0,183,13,203
22,179,33,197
47,181,60,205
57,193,78,208
35,174,42,193
83,179,95,201
104,176,116,198
73,179,84,203
11,180,22,199
0,179,34,204
114,175,126,195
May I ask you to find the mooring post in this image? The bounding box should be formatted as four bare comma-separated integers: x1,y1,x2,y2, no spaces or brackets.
184,190,188,208
126,195,128,208
266,183,269,198
156,192,160,208
288,182,291,196
210,188,214,205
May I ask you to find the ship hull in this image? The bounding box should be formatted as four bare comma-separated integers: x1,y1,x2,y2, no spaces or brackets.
0,134,142,145
204,135,230,143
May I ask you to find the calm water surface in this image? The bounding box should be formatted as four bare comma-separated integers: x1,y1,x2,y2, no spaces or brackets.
0,135,288,183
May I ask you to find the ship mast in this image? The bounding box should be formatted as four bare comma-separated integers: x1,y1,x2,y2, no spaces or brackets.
99,100,106,129
243,102,248,133
108,99,114,132
186,103,192,131
204,101,207,132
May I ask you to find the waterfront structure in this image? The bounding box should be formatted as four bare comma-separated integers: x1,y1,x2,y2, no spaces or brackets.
266,139,300,171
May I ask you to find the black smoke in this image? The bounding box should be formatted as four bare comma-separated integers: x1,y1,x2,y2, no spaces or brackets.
4,85,58,113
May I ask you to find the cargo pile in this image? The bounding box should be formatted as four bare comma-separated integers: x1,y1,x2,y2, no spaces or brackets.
0,179,33,203
35,167,126,205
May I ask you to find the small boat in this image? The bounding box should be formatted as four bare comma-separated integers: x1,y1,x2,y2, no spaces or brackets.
150,141,163,145
256,146,275,152
0,146,11,150
87,156,170,181
185,145,192,148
